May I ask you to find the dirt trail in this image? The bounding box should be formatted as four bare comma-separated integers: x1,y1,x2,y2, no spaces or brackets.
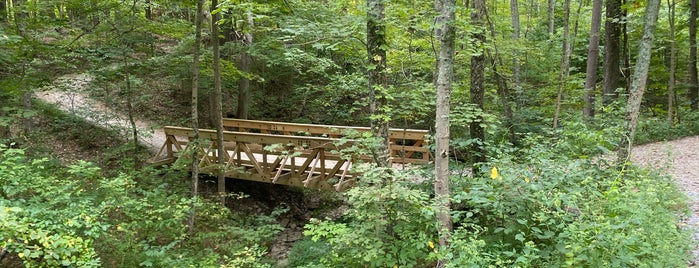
35,73,166,153
630,136,699,264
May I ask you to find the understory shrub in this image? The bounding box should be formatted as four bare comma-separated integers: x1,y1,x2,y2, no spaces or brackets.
300,166,438,267
444,156,691,267
295,128,692,267
0,145,283,267
634,110,699,145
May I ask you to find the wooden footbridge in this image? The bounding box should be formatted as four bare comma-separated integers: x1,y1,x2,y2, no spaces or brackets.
150,119,430,191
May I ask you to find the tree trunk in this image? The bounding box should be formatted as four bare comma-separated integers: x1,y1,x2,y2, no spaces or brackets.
123,53,139,169
0,0,6,22
617,0,661,164
548,0,555,35
552,0,571,129
434,0,455,254
582,0,602,121
211,0,226,205
602,0,623,105
470,0,486,175
367,0,390,168
690,0,698,110
622,4,631,93
22,90,31,134
187,0,205,234
145,0,152,20
237,12,253,119
485,5,516,145
667,0,676,124
510,0,522,107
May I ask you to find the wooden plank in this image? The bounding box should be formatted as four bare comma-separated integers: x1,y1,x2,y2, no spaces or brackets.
223,118,429,140
165,126,350,150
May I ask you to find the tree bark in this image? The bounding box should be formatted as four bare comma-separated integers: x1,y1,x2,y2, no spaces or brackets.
211,0,226,205
617,0,661,164
469,0,486,175
552,0,571,129
367,0,390,168
690,0,698,110
434,0,455,253
237,12,253,119
602,0,623,105
187,0,205,234
667,0,676,124
582,0,602,121
548,0,555,35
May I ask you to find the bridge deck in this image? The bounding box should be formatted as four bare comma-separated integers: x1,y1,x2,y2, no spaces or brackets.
150,119,430,191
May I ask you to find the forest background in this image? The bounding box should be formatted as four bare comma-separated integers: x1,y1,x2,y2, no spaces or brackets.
1,0,699,267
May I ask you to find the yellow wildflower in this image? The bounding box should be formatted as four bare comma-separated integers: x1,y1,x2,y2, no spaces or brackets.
428,241,435,249
490,167,501,180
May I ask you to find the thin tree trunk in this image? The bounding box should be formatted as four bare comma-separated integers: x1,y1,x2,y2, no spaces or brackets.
548,0,555,35
187,0,204,234
126,87,139,168
552,0,571,129
237,11,253,119
602,0,622,105
690,0,698,110
485,5,516,145
367,0,390,168
470,0,486,175
0,0,6,22
583,0,602,121
667,0,676,124
212,0,226,205
617,0,661,164
571,0,583,48
622,1,631,93
145,0,152,20
434,0,455,254
123,53,139,168
22,90,31,134
510,0,522,107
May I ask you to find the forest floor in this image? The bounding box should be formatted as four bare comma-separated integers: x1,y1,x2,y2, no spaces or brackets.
35,73,166,153
36,72,699,264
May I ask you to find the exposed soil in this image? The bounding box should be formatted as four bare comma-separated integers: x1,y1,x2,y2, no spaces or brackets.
35,73,166,153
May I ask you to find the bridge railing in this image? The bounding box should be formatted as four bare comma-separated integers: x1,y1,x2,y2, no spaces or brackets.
151,126,362,191
222,118,431,164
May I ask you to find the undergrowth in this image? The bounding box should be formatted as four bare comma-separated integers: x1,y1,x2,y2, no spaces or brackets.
291,122,693,267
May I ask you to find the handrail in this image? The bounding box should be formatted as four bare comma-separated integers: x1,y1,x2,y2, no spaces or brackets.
221,118,431,164
222,118,429,140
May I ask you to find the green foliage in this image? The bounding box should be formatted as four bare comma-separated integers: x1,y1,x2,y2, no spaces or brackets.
301,166,437,267
0,146,104,267
0,143,287,267
634,110,699,144
287,237,332,267
442,146,691,267
296,121,691,267
543,120,621,159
